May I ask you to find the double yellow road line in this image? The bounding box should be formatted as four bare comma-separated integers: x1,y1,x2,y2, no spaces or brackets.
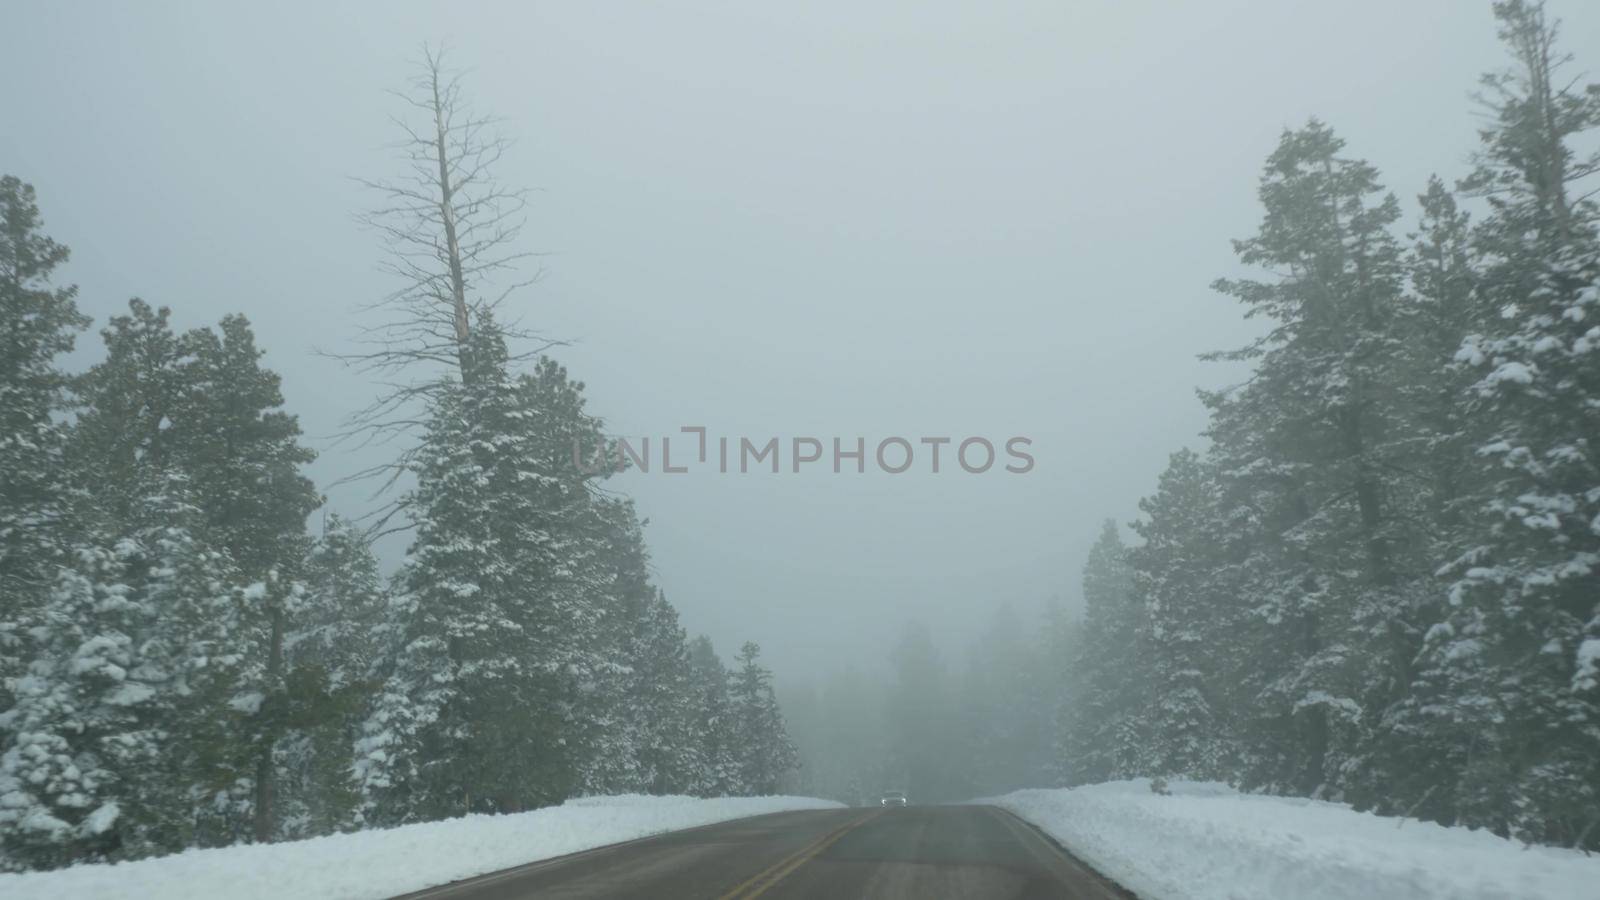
716,809,881,900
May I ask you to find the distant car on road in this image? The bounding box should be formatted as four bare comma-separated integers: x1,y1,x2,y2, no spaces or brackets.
879,791,908,807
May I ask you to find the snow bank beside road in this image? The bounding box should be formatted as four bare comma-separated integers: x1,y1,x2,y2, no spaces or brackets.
0,793,842,900
991,780,1600,900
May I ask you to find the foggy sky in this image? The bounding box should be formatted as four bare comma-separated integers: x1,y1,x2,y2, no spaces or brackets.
6,0,1597,681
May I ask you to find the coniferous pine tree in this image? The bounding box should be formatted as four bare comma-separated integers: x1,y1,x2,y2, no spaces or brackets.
277,515,389,838
0,476,247,868
685,636,741,797
1061,520,1146,784
729,642,798,796
0,176,89,722
1424,0,1600,845
1130,449,1234,781
1206,121,1418,798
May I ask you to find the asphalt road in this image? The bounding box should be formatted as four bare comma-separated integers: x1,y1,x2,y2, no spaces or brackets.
393,805,1132,900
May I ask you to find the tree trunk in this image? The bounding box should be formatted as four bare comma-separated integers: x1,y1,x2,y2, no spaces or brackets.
428,59,472,367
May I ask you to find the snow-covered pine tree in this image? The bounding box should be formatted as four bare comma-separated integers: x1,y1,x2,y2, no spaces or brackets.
1356,178,1491,824
1129,449,1234,781
729,642,798,796
623,590,702,795
181,314,321,842
67,301,188,531
276,514,388,838
1403,178,1489,534
358,317,633,820
179,315,320,578
569,497,656,797
68,302,322,843
63,303,266,845
293,515,388,704
1060,520,1147,784
0,475,247,869
0,176,89,730
1205,121,1420,799
1420,0,1600,846
685,635,741,796
1043,597,1085,789
508,366,639,802
357,319,539,821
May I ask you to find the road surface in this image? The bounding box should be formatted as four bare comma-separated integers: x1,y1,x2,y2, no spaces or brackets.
393,805,1132,899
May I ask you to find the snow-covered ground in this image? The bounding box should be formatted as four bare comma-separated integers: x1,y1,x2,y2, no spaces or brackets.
0,794,842,900
991,779,1600,900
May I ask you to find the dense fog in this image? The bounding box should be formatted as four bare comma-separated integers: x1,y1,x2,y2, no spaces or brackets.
4,0,1600,878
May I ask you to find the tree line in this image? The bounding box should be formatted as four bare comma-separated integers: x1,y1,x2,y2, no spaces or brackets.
788,1,1600,850
0,48,798,874
1063,0,1600,849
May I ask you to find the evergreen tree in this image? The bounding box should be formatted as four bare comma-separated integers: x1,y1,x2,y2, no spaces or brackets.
1060,520,1147,784
184,315,320,842
357,318,628,819
1129,450,1233,780
728,642,798,795
67,302,321,842
1043,597,1085,789
1356,178,1489,824
68,301,188,531
624,591,702,795
0,176,89,721
1423,0,1600,845
1402,178,1488,533
570,498,657,797
61,304,271,846
0,478,247,869
293,515,389,692
1205,121,1417,798
276,515,388,838
685,636,740,796
357,320,542,820
178,315,320,577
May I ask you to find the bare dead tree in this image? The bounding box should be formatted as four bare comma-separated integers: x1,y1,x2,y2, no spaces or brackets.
329,44,558,533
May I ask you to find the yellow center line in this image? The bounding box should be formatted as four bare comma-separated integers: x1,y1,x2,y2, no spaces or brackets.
713,822,844,900
716,809,881,900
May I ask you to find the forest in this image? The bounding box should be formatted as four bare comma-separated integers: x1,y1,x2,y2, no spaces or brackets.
784,0,1600,851
0,51,797,873
2,0,1598,878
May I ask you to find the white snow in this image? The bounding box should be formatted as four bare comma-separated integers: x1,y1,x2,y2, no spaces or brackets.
1576,638,1600,691
990,779,1600,900
1484,360,1535,386
81,803,120,836
1454,336,1486,367
0,794,840,900
226,691,265,714
106,683,155,707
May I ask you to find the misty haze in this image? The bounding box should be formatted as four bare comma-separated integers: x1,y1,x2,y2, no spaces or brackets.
3,2,1600,898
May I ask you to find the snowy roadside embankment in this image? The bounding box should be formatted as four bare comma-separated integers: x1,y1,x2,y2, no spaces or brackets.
0,793,842,900
990,780,1599,900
